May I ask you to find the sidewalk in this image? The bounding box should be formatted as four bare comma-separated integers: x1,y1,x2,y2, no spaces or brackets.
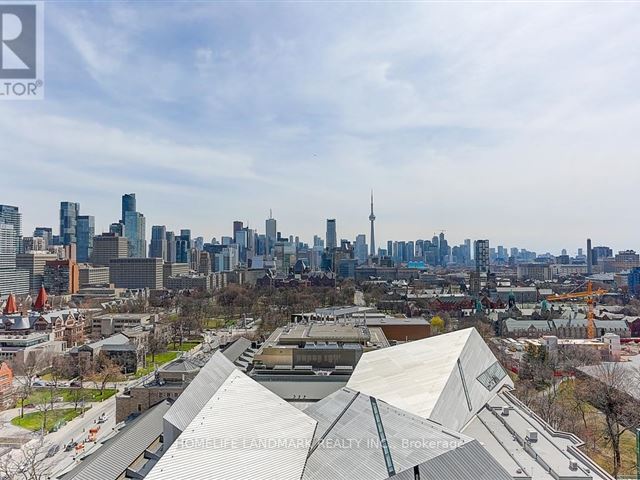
0,402,99,438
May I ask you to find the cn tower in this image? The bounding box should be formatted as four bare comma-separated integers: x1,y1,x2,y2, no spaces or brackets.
369,190,376,256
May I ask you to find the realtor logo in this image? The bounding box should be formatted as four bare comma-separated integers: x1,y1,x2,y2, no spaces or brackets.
0,4,36,78
0,2,43,99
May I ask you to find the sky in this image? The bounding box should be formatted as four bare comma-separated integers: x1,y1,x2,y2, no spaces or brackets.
1,2,639,253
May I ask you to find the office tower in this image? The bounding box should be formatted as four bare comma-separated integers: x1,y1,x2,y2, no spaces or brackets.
176,230,192,264
91,233,129,266
438,232,449,266
474,239,490,273
17,251,58,293
266,211,277,255
34,227,52,248
0,205,22,254
194,236,204,251
121,193,136,223
464,239,472,261
586,238,593,275
166,231,176,263
199,251,212,276
369,191,376,256
406,241,415,261
124,211,146,258
265,210,278,255
577,248,583,257
150,225,168,260
592,246,612,265
60,201,80,245
354,234,367,265
76,215,95,263
78,265,110,287
629,267,640,297
326,219,337,249
190,247,201,272
396,241,406,263
0,223,29,296
22,237,46,252
109,222,125,236
109,257,163,289
232,221,243,245
43,260,79,295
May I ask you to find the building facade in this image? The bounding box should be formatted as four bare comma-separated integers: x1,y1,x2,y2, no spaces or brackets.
110,257,163,289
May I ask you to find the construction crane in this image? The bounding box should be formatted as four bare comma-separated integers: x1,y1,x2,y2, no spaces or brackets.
546,281,607,339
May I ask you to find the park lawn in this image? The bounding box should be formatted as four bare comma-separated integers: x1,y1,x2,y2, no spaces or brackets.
135,351,180,378
557,381,637,477
11,408,86,433
204,318,233,329
27,387,116,405
579,402,638,477
171,341,201,352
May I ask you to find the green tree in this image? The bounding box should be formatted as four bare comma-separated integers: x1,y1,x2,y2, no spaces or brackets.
430,315,445,334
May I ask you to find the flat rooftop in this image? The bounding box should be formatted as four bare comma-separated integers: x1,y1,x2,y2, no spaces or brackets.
275,323,370,345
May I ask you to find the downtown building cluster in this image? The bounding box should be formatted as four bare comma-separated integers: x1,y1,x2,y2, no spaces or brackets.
1,193,639,298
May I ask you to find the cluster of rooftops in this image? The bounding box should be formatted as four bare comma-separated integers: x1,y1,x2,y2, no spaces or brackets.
60,328,613,480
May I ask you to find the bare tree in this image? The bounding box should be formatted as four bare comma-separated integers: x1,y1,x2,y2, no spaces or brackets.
578,362,640,477
88,354,123,393
10,353,50,419
30,389,56,435
0,440,52,480
147,331,168,364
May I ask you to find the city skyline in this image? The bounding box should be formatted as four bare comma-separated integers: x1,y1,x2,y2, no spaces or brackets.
2,3,639,251
4,194,634,256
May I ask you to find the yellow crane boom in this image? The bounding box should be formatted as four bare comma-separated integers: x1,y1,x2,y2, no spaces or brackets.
545,281,607,339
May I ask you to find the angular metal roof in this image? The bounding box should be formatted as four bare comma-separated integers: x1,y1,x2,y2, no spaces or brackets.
162,350,236,440
147,370,317,480
221,336,252,363
60,399,172,480
346,328,513,431
303,387,512,480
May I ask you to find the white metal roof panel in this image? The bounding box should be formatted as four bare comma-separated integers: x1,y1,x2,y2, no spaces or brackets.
148,370,316,480
346,329,474,421
162,350,236,436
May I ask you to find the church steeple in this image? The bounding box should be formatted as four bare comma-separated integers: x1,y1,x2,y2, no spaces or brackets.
3,294,17,315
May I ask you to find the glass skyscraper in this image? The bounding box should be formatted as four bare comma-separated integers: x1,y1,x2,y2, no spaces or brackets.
121,193,136,223
150,225,168,260
124,211,147,258
60,201,80,245
76,215,95,262
0,205,22,254
326,219,337,249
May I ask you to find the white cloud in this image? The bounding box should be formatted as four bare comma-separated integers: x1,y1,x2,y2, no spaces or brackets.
2,2,638,251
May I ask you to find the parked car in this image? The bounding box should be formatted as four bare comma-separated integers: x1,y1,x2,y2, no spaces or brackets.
45,445,60,458
69,380,82,388
64,441,77,452
97,414,107,424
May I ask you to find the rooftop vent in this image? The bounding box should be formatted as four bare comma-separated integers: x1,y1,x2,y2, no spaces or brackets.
501,406,510,416
526,429,538,442
569,460,578,471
